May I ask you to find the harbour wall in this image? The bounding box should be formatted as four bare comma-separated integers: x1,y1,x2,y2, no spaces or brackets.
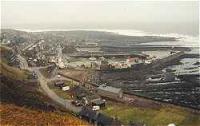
149,51,185,69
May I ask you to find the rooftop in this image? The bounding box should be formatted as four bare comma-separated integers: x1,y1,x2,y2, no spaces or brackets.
91,98,105,105
97,85,122,94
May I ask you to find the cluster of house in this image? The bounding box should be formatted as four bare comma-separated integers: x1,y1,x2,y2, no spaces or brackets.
22,39,154,71
25,47,50,67
100,57,145,70
54,79,124,110
76,84,124,126
70,85,106,110
22,40,63,67
106,57,144,69
53,81,106,110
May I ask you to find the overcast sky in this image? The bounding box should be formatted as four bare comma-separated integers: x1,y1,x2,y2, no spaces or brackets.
1,1,199,35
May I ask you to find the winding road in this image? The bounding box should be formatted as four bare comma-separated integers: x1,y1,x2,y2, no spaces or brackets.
17,55,81,113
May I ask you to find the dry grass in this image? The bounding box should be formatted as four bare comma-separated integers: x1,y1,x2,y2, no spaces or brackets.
0,103,90,126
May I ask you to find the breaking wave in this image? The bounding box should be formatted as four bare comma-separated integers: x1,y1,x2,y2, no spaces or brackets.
95,29,199,47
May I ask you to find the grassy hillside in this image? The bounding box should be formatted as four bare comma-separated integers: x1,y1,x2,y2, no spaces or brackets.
0,103,90,126
0,46,28,80
0,46,90,126
0,61,28,80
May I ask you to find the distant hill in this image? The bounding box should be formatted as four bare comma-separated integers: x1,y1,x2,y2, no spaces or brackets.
1,29,176,46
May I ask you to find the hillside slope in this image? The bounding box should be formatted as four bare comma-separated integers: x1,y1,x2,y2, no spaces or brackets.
0,46,90,126
0,103,89,126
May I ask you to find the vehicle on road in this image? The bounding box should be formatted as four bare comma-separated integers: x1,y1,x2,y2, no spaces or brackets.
71,100,83,107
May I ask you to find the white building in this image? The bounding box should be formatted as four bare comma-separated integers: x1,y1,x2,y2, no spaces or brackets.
97,85,123,99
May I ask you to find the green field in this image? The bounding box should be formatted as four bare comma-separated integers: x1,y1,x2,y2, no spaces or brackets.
48,81,75,100
101,102,200,126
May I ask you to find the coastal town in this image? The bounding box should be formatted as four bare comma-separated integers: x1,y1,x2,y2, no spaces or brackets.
1,1,200,126
1,29,199,126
